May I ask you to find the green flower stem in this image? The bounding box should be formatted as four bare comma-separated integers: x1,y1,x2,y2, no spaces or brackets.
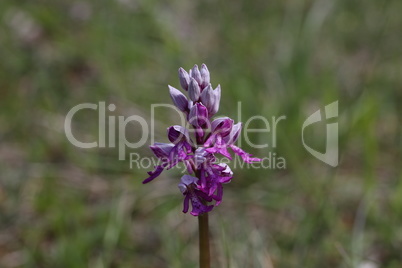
198,212,210,268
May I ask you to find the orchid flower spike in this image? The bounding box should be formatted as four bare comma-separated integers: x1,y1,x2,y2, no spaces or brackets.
143,64,261,216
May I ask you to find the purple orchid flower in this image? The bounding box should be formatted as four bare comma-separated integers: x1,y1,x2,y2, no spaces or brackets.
143,64,261,216
178,175,214,216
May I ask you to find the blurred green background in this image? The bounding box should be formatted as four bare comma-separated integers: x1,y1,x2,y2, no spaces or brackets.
0,0,401,267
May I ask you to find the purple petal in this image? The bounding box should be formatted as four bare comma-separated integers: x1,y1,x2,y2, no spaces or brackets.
166,143,192,170
217,176,232,184
230,144,261,163
208,181,218,196
182,195,190,213
189,195,213,216
218,163,233,178
167,125,191,144
214,184,223,206
196,189,213,202
180,174,198,186
150,142,175,158
203,133,216,147
143,165,164,184
180,184,214,216
211,164,226,172
195,147,207,167
184,160,194,174
178,182,187,194
223,122,242,144
205,135,232,159
200,168,207,189
211,117,233,137
209,163,233,183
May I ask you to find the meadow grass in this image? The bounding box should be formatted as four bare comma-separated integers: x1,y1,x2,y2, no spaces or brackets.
0,0,401,267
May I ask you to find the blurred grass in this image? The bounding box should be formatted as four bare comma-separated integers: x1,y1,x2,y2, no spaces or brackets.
0,0,401,267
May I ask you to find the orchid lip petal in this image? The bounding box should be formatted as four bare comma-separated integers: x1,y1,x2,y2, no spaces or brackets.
230,144,261,163
142,165,164,184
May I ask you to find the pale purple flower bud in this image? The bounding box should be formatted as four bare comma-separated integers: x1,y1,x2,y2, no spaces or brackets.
188,103,208,127
169,85,188,112
200,84,213,111
188,78,201,102
200,64,210,88
210,85,221,115
190,64,202,86
224,122,242,144
200,84,221,116
167,125,190,144
178,67,190,91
